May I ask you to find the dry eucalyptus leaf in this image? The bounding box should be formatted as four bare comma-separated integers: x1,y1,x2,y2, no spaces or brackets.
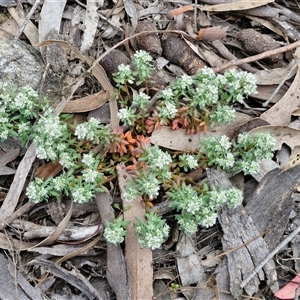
38,0,66,44
254,59,298,85
150,113,252,151
176,234,205,286
58,90,110,113
260,65,300,125
124,0,138,28
35,161,62,180
201,0,274,12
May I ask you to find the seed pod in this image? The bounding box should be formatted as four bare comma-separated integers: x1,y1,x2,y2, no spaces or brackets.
237,29,283,65
100,49,131,80
162,35,206,75
135,20,162,58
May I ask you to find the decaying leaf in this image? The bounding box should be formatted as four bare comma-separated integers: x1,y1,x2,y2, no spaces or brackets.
35,161,62,180
38,0,66,53
116,163,153,300
80,1,100,53
176,234,204,287
254,53,299,85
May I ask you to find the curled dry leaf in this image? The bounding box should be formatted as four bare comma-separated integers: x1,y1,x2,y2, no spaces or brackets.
57,90,110,113
197,26,228,41
166,4,193,20
27,201,74,249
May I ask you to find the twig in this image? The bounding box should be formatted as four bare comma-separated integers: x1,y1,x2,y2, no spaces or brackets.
240,223,300,288
211,40,258,73
214,39,300,73
15,0,40,39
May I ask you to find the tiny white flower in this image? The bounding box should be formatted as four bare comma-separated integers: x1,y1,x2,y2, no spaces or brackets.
82,169,99,183
75,123,88,140
82,153,95,167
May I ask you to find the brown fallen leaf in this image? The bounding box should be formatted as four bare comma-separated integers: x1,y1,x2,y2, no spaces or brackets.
150,112,252,151
116,163,153,300
53,90,110,113
0,148,20,175
201,0,275,12
260,64,300,125
35,161,62,180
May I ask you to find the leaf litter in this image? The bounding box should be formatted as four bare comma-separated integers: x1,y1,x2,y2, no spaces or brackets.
2,0,300,299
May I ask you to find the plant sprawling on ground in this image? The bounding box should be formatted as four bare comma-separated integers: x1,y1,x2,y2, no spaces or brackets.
0,50,276,249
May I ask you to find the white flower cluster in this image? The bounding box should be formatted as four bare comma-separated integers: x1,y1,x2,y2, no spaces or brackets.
132,92,150,110
33,110,70,161
200,135,235,170
136,173,160,199
74,117,101,142
117,107,136,126
26,178,49,203
179,153,198,171
210,104,236,125
104,217,129,245
157,101,177,120
135,212,170,250
168,183,243,235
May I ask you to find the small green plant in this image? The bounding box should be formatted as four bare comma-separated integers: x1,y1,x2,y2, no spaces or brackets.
199,132,276,175
135,212,170,250
0,50,276,250
103,215,130,245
